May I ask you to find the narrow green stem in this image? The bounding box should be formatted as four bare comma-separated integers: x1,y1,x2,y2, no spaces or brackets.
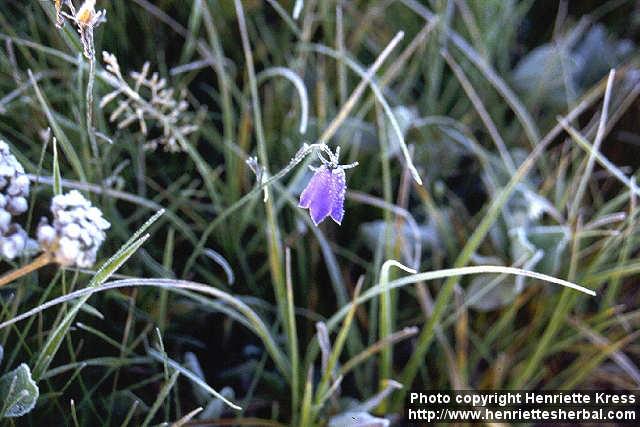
514,219,582,388
285,248,300,424
234,0,288,366
312,281,363,422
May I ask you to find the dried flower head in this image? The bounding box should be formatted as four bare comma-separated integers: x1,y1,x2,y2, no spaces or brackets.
75,0,96,26
37,190,110,268
53,0,106,58
100,52,197,153
0,141,33,260
299,146,357,226
75,0,106,59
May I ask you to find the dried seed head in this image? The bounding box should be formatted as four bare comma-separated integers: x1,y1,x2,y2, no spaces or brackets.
61,0,107,59
75,0,96,26
100,52,197,153
37,190,110,268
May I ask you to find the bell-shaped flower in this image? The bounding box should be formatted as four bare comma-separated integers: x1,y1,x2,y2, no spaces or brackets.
298,146,357,226
299,165,346,225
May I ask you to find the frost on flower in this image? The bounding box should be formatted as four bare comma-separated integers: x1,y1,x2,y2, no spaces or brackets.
0,141,32,260
37,190,110,268
299,146,357,226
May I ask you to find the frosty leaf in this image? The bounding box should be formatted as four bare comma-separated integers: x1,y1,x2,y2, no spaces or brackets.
334,118,377,151
513,23,634,108
526,225,570,275
574,24,634,88
198,387,235,420
512,23,584,108
467,274,517,312
184,352,208,406
328,380,400,427
467,228,542,312
422,129,468,181
0,363,39,418
469,224,567,311
513,44,580,107
360,220,439,255
329,411,390,427
385,105,418,156
510,225,570,276
507,185,559,229
509,227,537,263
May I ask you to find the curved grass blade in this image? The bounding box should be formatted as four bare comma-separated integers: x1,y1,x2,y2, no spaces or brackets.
32,210,165,379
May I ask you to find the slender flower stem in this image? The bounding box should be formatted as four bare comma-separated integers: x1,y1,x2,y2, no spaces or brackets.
182,143,327,277
233,4,291,381
0,253,53,288
86,51,99,161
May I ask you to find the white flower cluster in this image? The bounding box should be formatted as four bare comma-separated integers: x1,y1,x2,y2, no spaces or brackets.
0,142,110,267
37,190,110,268
0,141,33,260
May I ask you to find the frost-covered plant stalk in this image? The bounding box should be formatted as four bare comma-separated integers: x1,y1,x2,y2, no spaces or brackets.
0,141,33,260
0,190,110,287
53,0,107,160
100,52,197,152
54,0,64,27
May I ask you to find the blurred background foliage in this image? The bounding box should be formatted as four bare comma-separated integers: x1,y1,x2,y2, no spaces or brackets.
0,0,640,425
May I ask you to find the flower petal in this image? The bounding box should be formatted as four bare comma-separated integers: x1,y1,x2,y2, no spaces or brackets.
329,169,346,225
299,166,334,225
299,166,326,208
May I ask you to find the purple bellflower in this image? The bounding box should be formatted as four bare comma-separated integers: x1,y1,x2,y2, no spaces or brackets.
299,146,358,226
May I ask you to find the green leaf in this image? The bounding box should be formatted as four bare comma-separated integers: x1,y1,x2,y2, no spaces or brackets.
52,137,62,196
0,364,39,418
466,274,516,312
512,43,580,107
